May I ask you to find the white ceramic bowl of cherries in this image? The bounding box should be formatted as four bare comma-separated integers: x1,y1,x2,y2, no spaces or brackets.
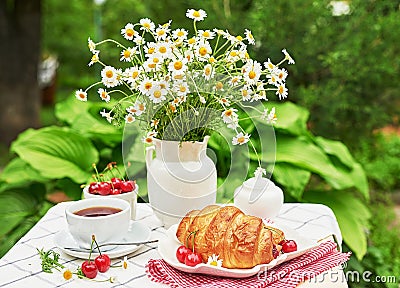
83,178,138,220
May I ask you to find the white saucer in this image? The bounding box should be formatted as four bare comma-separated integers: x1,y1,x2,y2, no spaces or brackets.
55,221,151,259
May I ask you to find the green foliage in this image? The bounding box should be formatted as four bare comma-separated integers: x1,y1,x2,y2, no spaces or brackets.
356,133,400,192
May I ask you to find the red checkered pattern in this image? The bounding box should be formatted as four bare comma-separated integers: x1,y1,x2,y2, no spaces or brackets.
146,241,350,288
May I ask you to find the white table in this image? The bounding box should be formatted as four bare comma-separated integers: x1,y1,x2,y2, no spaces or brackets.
0,202,348,287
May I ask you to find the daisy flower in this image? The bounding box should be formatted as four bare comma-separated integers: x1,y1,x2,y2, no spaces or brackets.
241,87,253,101
254,167,267,178
125,113,135,124
221,108,238,124
87,37,96,52
203,64,214,80
156,42,173,59
173,81,190,97
101,66,120,88
88,50,100,67
155,24,170,41
219,97,230,106
120,47,136,62
144,42,157,57
195,40,212,61
172,28,188,39
143,55,163,72
124,66,141,86
186,9,207,21
226,50,240,63
142,131,157,144
232,132,250,145
121,23,137,40
148,84,167,104
267,74,279,86
276,68,288,83
151,119,160,129
75,89,87,102
199,96,206,104
139,78,154,95
261,107,277,124
126,102,146,116
244,29,255,45
276,83,288,100
62,268,73,281
100,109,113,123
229,75,242,87
139,18,155,31
242,59,262,85
264,58,277,72
198,29,215,40
207,254,223,267
282,49,295,64
98,88,110,102
168,58,188,75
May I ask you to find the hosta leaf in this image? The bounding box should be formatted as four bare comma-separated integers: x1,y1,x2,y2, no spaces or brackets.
303,190,370,260
0,158,48,185
11,127,98,183
314,136,355,169
259,102,309,136
272,163,311,200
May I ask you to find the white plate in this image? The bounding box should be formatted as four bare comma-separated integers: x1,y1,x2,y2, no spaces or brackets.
55,221,151,259
158,223,319,278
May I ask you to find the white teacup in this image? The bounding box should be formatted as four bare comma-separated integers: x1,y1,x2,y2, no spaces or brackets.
65,198,130,249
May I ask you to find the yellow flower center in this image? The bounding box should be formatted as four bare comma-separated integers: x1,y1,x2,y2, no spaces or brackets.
216,82,223,90
144,82,152,90
179,85,187,92
236,35,243,41
139,103,145,111
210,261,218,266
209,57,215,63
278,85,284,94
242,89,248,97
131,71,139,79
63,269,73,280
169,103,176,112
188,38,196,45
204,66,211,76
278,72,284,79
157,30,165,36
145,137,153,144
159,83,167,89
79,93,85,99
91,54,98,62
153,90,162,98
237,136,245,143
225,110,232,117
106,70,114,78
174,61,183,70
177,31,185,37
248,70,256,79
153,57,160,64
126,28,134,37
148,47,155,54
193,10,200,17
199,47,208,56
124,50,131,58
202,31,210,37
143,22,151,29
148,63,156,69
230,51,238,57
268,63,274,69
159,46,167,53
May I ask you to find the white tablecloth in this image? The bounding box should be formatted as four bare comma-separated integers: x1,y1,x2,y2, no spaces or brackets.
0,202,347,287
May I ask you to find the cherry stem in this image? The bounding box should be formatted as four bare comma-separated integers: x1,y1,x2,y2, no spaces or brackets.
113,165,126,181
88,235,95,262
92,235,102,256
185,230,198,253
92,164,100,182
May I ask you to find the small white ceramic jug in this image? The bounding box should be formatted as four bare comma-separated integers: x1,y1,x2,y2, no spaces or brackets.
233,175,284,219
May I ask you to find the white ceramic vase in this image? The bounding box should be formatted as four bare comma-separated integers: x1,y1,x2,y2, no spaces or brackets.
146,136,217,228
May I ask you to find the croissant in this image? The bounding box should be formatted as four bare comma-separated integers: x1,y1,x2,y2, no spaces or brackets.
176,205,285,269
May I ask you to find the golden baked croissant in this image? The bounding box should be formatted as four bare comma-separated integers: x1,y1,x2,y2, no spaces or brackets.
176,205,285,269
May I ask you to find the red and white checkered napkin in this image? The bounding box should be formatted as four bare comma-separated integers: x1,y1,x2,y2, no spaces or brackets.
146,241,351,288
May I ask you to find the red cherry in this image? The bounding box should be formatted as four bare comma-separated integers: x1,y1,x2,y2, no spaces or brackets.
97,182,111,196
111,177,122,189
120,181,134,193
281,239,297,253
176,245,191,264
81,260,98,279
110,188,122,195
88,182,100,194
95,254,111,273
272,245,280,259
184,251,203,267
